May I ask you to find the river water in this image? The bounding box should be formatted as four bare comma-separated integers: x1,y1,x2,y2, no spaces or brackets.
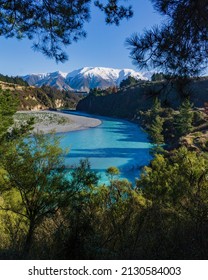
59,111,152,184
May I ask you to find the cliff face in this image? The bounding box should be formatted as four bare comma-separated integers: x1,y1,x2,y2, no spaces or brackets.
77,78,208,118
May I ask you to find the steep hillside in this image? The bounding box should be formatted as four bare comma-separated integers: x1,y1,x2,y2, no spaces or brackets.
0,74,28,86
77,78,208,118
0,81,83,110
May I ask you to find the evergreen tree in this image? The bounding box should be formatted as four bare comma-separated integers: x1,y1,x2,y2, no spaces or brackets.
0,89,18,142
151,72,168,82
120,76,138,88
0,74,28,86
0,89,34,143
150,98,162,119
148,115,164,144
0,0,206,75
174,99,194,136
127,0,207,77
0,0,132,61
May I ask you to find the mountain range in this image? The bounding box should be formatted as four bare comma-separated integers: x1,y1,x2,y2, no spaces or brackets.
22,67,148,92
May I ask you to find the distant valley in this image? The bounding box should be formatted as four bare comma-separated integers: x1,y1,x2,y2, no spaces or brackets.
22,67,148,92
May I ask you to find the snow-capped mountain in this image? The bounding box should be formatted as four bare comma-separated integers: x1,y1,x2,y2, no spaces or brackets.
23,71,73,91
22,67,147,92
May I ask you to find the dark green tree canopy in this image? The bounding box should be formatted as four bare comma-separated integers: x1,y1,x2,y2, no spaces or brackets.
126,0,208,77
0,0,133,62
0,73,28,86
94,0,133,25
0,89,18,140
120,75,138,87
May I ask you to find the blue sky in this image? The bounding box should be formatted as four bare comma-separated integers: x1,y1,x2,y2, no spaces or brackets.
0,0,162,76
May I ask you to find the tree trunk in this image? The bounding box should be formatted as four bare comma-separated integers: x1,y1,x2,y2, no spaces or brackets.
22,220,35,259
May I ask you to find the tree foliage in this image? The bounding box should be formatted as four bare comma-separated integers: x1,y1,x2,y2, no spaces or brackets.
150,98,162,119
151,72,168,82
127,0,208,76
106,166,120,184
0,74,28,86
136,147,208,258
0,145,208,259
70,159,99,190
95,0,133,25
120,76,138,87
148,115,164,144
174,99,194,136
1,0,206,77
0,133,70,257
0,89,34,143
0,89,18,141
145,98,164,145
0,0,133,62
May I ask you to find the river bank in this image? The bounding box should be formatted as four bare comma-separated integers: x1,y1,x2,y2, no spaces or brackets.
15,110,102,133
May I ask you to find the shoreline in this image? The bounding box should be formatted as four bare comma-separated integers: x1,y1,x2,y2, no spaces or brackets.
16,110,102,133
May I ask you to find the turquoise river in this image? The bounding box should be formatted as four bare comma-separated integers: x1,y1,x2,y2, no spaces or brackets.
59,111,152,184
